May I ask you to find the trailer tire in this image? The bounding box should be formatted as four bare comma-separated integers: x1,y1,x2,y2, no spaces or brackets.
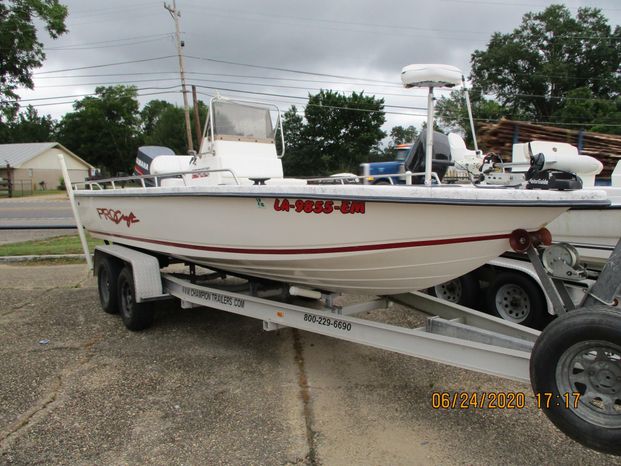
486,272,545,329
429,273,478,309
118,267,153,331
96,256,121,314
530,306,621,456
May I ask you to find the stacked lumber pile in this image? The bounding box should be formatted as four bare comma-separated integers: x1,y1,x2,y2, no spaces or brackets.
477,119,621,178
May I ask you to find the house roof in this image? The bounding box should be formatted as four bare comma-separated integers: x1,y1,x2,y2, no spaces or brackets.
0,142,95,169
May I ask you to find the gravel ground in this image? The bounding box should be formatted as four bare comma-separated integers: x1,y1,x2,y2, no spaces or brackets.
0,263,618,465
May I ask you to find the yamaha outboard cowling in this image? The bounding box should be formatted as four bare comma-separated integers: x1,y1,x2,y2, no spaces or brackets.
134,146,175,176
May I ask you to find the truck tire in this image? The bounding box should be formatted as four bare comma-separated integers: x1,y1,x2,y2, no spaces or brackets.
117,267,154,331
96,256,122,314
485,271,546,329
429,273,479,309
530,306,621,456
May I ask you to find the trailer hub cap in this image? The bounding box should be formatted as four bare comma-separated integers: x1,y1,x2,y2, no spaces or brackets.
495,284,529,322
434,280,462,302
556,340,621,428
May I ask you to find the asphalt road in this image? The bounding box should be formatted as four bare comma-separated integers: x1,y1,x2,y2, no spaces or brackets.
0,195,75,244
0,263,618,465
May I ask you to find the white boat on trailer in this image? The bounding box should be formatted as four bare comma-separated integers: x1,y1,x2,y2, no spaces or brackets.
60,64,621,457
71,65,606,296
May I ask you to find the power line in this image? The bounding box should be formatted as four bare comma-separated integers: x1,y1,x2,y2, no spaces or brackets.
34,56,177,75
12,85,181,103
15,86,621,128
185,55,398,85
438,0,621,12
46,37,171,51
184,5,621,41
20,90,181,108
183,5,487,37
195,91,428,118
34,70,406,89
67,2,158,18
67,6,162,25
46,34,173,51
30,74,618,106
32,76,426,99
46,33,172,50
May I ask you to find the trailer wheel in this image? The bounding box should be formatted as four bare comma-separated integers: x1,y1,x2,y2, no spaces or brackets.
118,267,153,331
486,272,545,329
531,306,621,456
429,273,478,309
96,256,121,314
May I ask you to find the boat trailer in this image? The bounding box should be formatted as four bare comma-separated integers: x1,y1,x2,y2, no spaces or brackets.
91,235,621,457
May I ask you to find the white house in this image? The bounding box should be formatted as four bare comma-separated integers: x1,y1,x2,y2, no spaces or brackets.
0,142,95,191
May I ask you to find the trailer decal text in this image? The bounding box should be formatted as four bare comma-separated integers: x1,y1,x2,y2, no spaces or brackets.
96,208,140,227
303,313,352,332
181,286,245,309
273,198,366,215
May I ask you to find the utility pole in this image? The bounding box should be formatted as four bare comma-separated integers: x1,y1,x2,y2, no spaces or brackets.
6,162,13,198
192,85,202,150
164,0,194,153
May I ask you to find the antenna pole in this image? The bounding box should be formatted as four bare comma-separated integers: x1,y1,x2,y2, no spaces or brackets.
424,87,434,186
462,75,479,152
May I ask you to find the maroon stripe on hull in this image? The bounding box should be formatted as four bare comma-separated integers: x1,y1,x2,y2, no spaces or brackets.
89,229,511,255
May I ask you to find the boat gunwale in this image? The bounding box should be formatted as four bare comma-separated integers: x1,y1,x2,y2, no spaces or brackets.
73,188,610,208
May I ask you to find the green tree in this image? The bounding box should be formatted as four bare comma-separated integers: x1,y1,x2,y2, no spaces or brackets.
141,99,174,135
553,87,621,135
57,86,142,175
436,89,508,145
389,125,419,146
470,4,621,121
381,125,419,159
282,106,316,176
0,105,56,143
284,90,386,176
0,0,68,117
141,100,208,154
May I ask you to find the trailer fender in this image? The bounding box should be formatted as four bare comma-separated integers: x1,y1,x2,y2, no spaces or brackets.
94,245,167,302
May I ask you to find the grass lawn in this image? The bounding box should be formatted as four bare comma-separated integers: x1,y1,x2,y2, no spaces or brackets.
0,233,102,257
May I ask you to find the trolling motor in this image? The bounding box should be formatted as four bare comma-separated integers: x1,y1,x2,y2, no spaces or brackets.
525,152,583,191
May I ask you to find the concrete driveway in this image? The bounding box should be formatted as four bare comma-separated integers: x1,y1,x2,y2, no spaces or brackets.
0,263,618,465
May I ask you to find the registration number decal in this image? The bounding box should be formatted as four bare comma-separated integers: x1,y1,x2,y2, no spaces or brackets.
273,198,365,215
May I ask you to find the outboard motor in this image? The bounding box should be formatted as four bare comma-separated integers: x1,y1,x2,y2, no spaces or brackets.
134,146,175,177
403,130,453,184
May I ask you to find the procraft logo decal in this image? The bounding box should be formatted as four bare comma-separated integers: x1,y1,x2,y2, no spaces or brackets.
96,208,140,227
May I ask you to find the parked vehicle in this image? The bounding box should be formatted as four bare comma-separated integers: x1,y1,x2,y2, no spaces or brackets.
359,143,412,185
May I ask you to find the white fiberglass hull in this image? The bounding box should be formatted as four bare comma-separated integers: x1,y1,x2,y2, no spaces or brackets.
546,187,621,269
74,184,607,295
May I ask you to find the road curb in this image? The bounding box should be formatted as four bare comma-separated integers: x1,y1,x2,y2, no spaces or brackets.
0,254,89,263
